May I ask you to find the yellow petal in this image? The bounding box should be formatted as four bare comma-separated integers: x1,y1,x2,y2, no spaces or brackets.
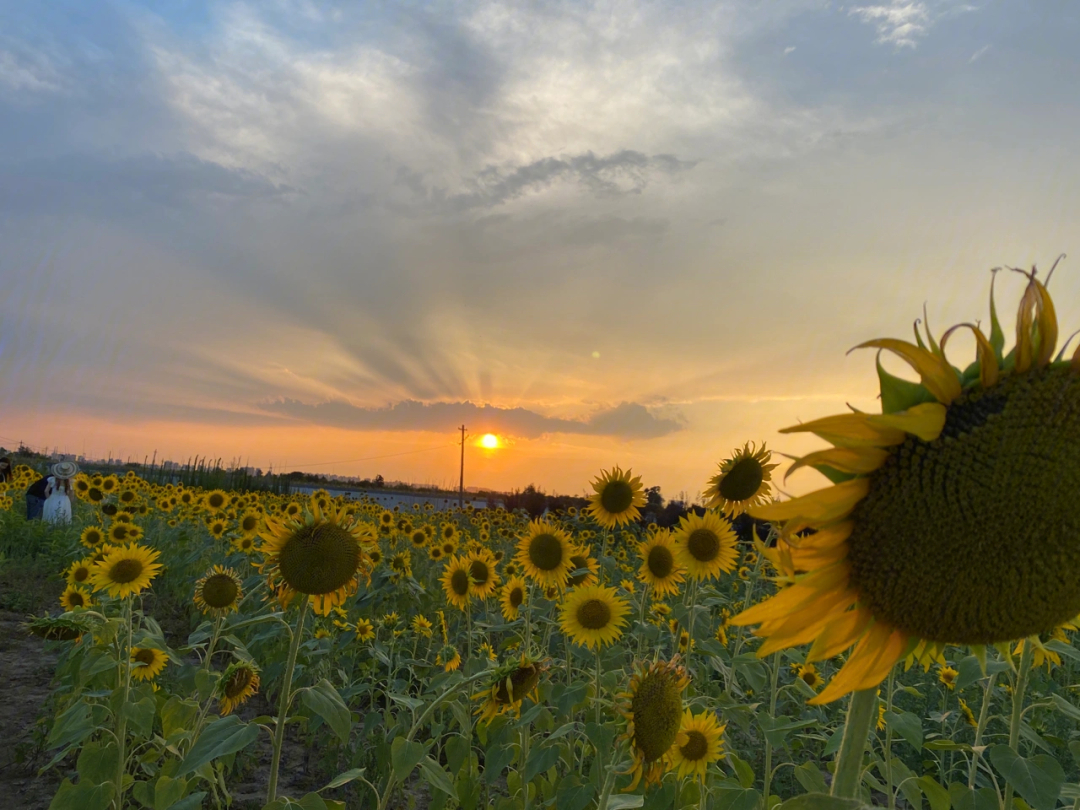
866,402,947,442
784,447,890,481
749,478,870,524
732,562,850,626
1014,275,1057,372
779,414,905,449
806,607,873,662
756,587,859,656
853,338,961,405
810,624,906,704
940,323,1000,389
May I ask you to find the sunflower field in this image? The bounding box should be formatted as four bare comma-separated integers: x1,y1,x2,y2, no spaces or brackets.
7,267,1080,810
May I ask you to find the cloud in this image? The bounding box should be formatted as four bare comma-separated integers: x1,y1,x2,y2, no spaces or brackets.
969,44,990,62
259,398,685,440
848,1,982,49
397,149,698,213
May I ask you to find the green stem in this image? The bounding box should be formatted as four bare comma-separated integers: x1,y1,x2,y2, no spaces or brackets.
113,597,134,810
202,615,224,672
885,670,896,810
968,672,997,789
266,599,308,805
520,725,531,810
831,688,879,799
762,653,781,808
1003,641,1034,810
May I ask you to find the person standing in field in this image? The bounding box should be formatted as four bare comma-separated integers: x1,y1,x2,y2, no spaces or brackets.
0,457,12,483
43,461,78,524
25,461,78,522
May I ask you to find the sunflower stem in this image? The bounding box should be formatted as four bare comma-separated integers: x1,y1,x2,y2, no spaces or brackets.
968,672,997,789
762,652,781,807
113,596,134,810
885,670,896,810
267,598,308,805
830,687,879,799
202,615,224,672
1003,640,1034,810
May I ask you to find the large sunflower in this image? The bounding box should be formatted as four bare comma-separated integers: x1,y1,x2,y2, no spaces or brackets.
671,510,739,581
218,661,261,715
257,496,376,616
668,709,726,781
516,519,575,587
587,466,646,529
559,584,630,649
441,555,474,611
91,543,163,599
194,565,244,617
703,443,779,517
59,585,93,611
618,657,690,791
733,266,1080,703
636,532,685,597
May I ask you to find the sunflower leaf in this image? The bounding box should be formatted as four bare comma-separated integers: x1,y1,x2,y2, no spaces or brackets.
299,679,353,744
176,715,259,777
988,745,1064,810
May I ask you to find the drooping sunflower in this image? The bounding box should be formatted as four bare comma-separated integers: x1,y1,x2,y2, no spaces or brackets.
500,576,528,621
441,555,474,611
438,644,462,672
257,496,376,616
130,647,169,681
587,466,647,529
516,519,575,587
91,543,163,599
194,565,244,617
732,266,1080,703
671,510,739,582
636,532,685,598
559,584,630,649
474,653,548,723
27,614,94,642
79,526,105,549
668,709,726,781
465,549,500,599
618,657,691,791
218,661,261,715
59,585,93,611
703,443,779,517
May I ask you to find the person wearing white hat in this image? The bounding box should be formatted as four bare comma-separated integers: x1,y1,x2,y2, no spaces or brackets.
25,461,79,523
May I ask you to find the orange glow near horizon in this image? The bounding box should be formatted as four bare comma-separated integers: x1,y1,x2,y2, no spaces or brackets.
479,433,500,449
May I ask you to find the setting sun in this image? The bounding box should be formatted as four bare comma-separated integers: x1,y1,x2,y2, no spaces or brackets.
479,433,500,449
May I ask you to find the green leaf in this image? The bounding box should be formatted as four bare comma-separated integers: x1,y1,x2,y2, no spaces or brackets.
483,740,516,783
124,698,157,738
177,715,260,777
714,787,762,810
77,742,119,786
419,756,456,797
924,740,972,752
48,700,93,750
165,794,207,810
300,679,352,744
988,745,1064,810
161,697,200,740
390,737,427,782
445,735,471,776
585,721,616,755
884,710,923,750
729,752,756,789
322,767,366,791
792,762,829,795
48,779,115,810
555,774,595,810
154,775,187,810
601,795,645,810
780,794,863,810
955,656,985,691
917,776,951,810
524,743,561,783
759,716,820,749
1051,694,1080,723
948,784,998,810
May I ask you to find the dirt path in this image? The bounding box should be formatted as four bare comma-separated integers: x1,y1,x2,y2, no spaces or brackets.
0,611,67,809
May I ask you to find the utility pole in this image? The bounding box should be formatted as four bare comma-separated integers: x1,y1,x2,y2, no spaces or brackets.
458,425,467,508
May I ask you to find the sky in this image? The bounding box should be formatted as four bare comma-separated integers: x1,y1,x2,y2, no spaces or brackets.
1,1,1079,500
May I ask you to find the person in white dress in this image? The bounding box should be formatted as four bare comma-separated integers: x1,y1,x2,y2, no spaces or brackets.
42,461,78,525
